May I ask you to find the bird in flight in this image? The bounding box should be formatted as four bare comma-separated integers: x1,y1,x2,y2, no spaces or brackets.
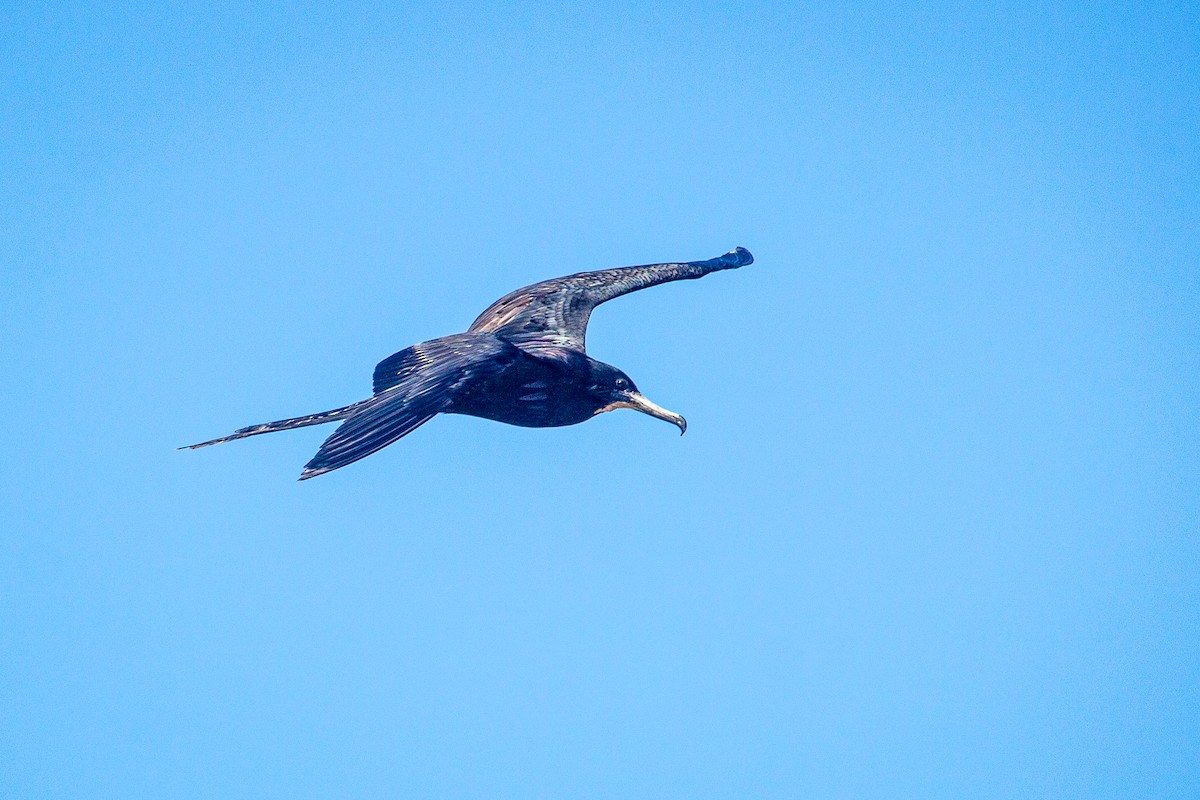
184,246,753,479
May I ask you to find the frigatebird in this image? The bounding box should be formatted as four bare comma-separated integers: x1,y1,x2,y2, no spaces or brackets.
184,246,753,479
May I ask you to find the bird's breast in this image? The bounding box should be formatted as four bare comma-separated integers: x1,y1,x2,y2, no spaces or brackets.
446,356,595,428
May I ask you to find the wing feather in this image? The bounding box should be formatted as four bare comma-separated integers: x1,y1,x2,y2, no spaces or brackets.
301,334,517,479
467,247,752,352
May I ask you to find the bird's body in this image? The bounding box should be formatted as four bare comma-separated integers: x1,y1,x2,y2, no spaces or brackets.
444,339,602,429
185,247,753,479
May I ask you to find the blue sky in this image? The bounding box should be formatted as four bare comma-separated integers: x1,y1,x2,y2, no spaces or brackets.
2,2,1197,797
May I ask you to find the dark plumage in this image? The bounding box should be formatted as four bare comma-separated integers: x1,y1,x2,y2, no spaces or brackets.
184,246,753,479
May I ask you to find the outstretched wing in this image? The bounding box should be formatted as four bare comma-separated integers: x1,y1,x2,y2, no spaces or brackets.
467,247,753,353
300,334,517,480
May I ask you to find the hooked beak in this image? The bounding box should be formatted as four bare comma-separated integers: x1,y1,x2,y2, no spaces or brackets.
597,391,688,435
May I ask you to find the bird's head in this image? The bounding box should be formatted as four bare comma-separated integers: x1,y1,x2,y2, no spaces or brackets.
586,361,687,435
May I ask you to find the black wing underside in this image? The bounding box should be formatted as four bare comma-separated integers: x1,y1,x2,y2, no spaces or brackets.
467,247,753,353
300,334,517,480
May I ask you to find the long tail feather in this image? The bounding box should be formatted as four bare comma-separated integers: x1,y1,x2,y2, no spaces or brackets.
180,400,371,450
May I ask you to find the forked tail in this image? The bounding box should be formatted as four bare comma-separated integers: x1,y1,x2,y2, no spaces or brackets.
180,399,371,450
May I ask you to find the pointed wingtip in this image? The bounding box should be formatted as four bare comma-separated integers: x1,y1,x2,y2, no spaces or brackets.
299,461,336,481
707,247,753,269
728,246,753,266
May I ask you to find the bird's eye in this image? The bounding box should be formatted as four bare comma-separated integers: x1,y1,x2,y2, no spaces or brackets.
614,378,630,391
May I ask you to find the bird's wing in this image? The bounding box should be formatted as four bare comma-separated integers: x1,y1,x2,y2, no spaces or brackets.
467,247,753,353
300,334,517,480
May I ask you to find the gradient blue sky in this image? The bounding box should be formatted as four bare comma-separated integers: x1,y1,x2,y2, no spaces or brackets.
2,2,1197,797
